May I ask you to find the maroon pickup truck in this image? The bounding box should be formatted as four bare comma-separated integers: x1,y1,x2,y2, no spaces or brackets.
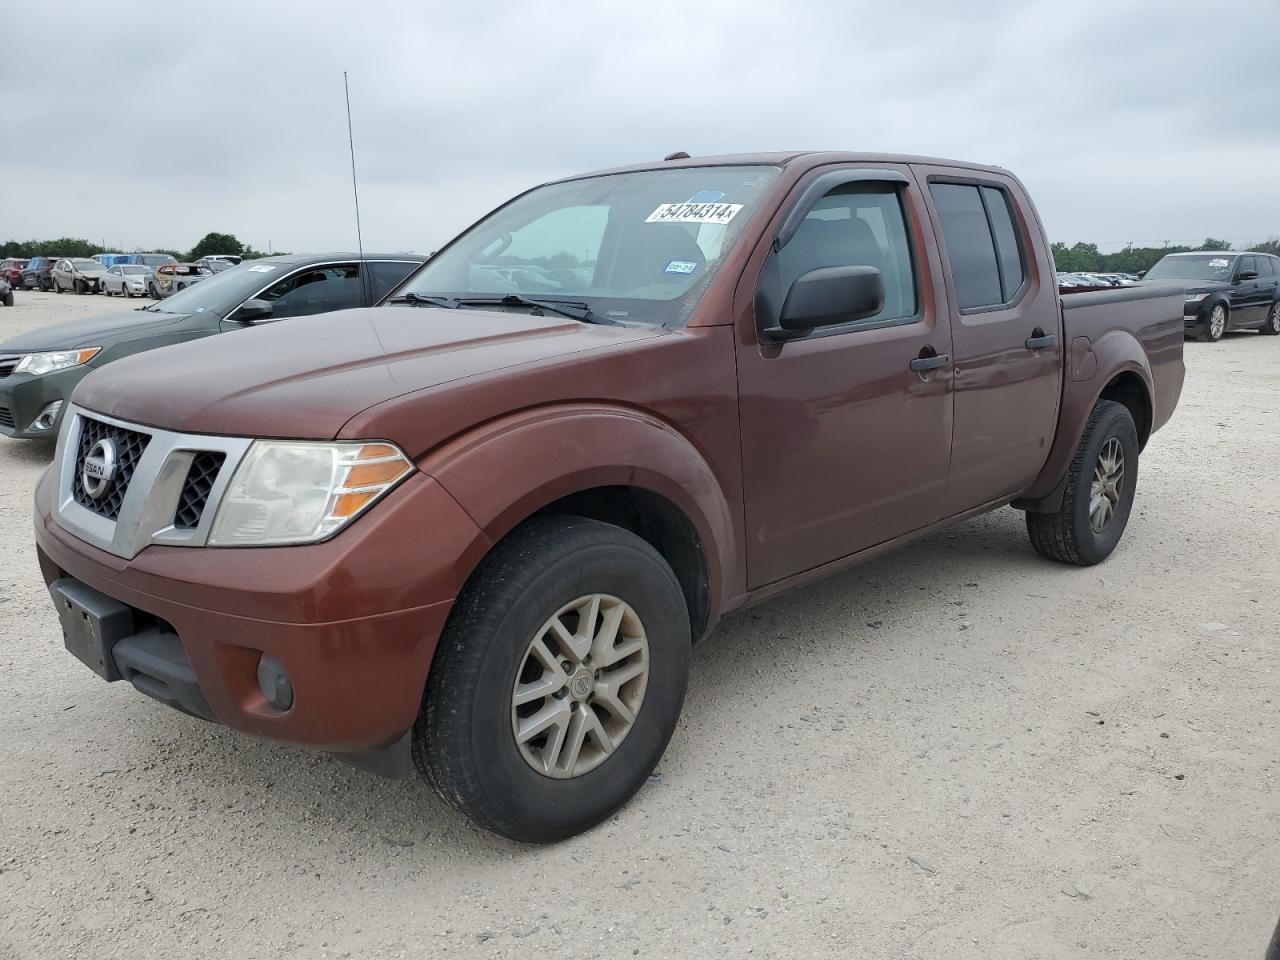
33,151,1184,841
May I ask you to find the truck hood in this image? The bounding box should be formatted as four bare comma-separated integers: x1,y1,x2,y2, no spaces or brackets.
0,309,189,351
73,306,663,440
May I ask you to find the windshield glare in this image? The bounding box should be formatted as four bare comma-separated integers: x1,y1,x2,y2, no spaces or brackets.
1145,255,1237,282
396,165,781,325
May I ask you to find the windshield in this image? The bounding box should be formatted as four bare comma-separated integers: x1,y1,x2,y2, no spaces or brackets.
394,165,781,325
121,265,148,275
1145,254,1237,282
71,259,99,270
142,259,287,316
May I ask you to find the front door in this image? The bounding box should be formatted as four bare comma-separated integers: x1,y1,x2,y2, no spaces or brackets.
736,165,954,588
914,167,1063,513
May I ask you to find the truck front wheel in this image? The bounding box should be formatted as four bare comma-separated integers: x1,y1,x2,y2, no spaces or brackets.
1026,400,1139,566
414,516,691,842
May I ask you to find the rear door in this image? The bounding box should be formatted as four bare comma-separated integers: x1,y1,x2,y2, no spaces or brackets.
735,164,954,587
913,166,1062,514
1233,256,1274,327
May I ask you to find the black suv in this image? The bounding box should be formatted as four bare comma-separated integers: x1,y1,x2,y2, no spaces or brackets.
21,256,60,292
1144,251,1280,342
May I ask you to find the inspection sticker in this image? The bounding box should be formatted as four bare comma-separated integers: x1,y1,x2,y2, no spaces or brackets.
246,264,278,273
646,202,743,225
664,260,699,275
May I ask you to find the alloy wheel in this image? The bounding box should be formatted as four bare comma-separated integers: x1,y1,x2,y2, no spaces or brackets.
1089,437,1124,533
511,593,650,779
1269,303,1280,334
1209,305,1226,339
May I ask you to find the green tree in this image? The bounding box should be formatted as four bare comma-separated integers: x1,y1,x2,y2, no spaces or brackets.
1200,237,1232,251
1250,238,1280,256
188,232,245,261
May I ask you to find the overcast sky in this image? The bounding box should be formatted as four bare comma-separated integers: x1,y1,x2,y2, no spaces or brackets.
5,0,1278,255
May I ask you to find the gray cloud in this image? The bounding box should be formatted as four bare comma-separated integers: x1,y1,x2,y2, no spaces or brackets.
4,0,1278,254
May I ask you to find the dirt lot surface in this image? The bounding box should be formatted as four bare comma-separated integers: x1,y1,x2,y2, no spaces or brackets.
1,289,1277,959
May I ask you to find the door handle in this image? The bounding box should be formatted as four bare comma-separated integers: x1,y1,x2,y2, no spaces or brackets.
1025,333,1057,350
909,352,950,372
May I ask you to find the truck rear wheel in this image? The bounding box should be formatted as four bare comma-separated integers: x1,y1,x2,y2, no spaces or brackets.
1026,399,1138,566
414,516,690,842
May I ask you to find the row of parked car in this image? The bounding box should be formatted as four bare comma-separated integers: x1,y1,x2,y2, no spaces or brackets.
0,253,242,301
1056,271,1139,288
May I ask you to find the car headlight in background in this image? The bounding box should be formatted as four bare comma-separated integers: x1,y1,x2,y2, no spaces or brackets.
208,441,414,546
1185,292,1210,302
13,347,101,376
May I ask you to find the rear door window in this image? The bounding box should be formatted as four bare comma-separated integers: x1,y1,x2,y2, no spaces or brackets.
929,182,1030,311
368,260,421,301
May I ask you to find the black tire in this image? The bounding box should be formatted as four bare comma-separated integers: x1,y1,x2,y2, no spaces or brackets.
54,280,62,293
414,516,691,842
148,283,158,299
1198,303,1227,342
2,291,12,307
1262,301,1280,336
1026,399,1139,566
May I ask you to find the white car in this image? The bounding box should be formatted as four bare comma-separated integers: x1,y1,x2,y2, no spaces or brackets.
101,264,152,298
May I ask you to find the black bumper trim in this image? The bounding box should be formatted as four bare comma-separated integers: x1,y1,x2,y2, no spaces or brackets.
113,629,216,722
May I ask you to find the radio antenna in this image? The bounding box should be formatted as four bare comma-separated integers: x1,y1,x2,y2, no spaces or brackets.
343,71,371,304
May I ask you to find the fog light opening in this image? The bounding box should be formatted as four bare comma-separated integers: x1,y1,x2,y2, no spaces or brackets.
26,400,64,433
256,654,294,712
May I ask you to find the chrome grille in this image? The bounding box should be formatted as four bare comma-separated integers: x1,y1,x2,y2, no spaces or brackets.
71,417,151,521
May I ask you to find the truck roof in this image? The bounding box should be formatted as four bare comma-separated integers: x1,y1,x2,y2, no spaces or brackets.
566,150,1015,181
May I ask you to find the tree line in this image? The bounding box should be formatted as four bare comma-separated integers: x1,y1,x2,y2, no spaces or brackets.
1052,237,1279,274
0,232,283,262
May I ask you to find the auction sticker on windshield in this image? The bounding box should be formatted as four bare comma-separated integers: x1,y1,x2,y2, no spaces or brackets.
247,265,277,273
646,202,743,225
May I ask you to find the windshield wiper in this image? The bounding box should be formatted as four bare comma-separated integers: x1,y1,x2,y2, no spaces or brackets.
457,295,623,326
386,292,459,308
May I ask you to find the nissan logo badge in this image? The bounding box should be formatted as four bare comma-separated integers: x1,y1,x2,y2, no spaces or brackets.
81,438,119,499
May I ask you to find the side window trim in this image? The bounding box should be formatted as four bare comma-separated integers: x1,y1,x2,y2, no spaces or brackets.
927,176,1031,315
774,169,910,252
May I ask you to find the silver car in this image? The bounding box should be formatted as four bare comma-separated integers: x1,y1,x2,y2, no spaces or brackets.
101,264,153,299
51,258,108,294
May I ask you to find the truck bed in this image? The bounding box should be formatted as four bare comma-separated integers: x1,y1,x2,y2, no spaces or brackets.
1060,282,1185,438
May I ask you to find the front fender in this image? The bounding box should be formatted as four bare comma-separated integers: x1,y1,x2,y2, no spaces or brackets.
1020,328,1153,502
419,403,739,620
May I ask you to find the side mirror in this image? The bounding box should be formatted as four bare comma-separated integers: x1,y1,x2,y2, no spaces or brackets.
237,298,273,322
1136,270,1146,279
1237,270,1259,281
763,266,885,342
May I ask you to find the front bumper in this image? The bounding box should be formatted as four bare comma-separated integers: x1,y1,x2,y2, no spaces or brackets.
0,367,83,439
33,464,484,756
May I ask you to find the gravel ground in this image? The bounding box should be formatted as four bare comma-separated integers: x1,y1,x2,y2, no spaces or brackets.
1,290,1277,959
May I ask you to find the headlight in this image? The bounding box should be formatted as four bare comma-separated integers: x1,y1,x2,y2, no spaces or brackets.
13,347,101,376
1185,292,1210,302
208,440,413,546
